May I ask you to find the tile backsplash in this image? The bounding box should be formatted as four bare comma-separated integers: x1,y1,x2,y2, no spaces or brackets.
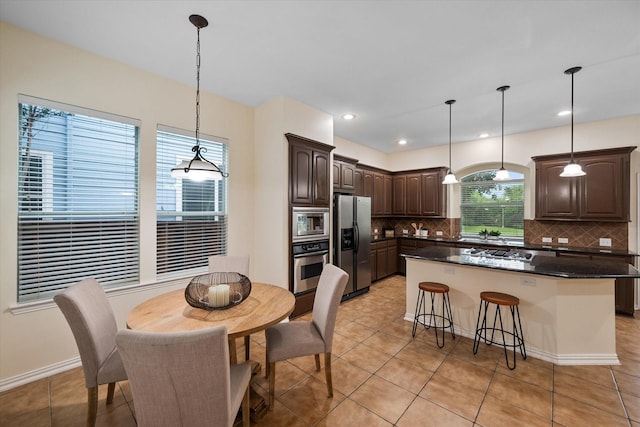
524,220,628,250
372,217,628,251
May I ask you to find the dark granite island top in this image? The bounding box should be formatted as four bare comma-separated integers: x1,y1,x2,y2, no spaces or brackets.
402,246,640,279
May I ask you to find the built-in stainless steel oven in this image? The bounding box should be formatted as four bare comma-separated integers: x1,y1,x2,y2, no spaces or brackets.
292,207,330,243
292,240,329,294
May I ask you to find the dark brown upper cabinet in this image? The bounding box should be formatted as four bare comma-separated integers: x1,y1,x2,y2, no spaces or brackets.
287,133,334,207
420,168,447,218
533,146,634,221
333,155,358,193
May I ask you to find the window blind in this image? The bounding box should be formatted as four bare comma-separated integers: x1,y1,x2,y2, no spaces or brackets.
460,170,524,238
156,127,228,276
17,98,140,302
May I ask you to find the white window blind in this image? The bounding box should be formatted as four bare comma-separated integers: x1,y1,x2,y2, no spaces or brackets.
17,97,140,302
460,170,524,238
156,127,228,276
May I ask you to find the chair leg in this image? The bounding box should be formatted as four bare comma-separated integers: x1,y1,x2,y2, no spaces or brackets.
87,386,98,427
242,383,250,427
314,354,321,371
268,361,276,410
106,382,116,405
324,352,333,398
244,336,251,361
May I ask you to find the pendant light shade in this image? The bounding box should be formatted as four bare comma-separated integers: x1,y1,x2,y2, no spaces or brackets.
171,14,228,181
560,66,585,177
442,99,458,185
493,85,511,182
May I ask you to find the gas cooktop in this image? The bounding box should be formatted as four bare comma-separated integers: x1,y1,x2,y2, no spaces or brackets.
462,248,534,262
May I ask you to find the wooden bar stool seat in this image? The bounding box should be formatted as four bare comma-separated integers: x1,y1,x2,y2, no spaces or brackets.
412,282,455,348
473,291,526,370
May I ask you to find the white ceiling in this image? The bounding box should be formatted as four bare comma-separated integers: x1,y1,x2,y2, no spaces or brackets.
1,0,639,153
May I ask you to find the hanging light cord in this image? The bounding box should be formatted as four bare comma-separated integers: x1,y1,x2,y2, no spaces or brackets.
195,24,202,148
500,88,505,168
445,99,455,172
570,69,575,163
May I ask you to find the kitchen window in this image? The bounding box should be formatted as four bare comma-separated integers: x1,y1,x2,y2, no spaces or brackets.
460,170,524,239
156,126,228,277
17,96,140,302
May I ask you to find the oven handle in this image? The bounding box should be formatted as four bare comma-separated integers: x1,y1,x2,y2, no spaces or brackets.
293,250,329,259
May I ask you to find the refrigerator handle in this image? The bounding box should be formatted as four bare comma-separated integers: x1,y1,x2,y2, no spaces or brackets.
354,222,359,253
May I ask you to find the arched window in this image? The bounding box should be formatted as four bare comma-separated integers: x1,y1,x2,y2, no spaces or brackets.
460,170,524,239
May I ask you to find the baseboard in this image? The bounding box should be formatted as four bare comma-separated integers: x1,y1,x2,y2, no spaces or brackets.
0,357,80,393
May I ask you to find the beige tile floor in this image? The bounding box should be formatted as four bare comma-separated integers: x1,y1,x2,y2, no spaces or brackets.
1,275,639,426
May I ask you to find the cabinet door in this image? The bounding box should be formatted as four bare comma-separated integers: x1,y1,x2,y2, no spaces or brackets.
341,163,356,191
383,174,393,215
535,159,579,219
373,173,385,215
370,249,377,281
332,162,340,188
405,174,421,216
354,168,364,196
392,175,406,215
376,247,388,279
313,150,330,206
363,170,374,198
420,171,446,217
387,243,398,275
290,145,313,205
580,154,627,221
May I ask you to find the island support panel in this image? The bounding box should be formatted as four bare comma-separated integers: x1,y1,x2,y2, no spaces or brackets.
405,258,618,365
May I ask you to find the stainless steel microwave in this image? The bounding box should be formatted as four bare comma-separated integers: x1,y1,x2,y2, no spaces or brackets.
292,207,330,242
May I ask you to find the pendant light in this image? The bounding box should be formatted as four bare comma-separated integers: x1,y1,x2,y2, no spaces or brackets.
171,14,228,181
493,85,511,181
559,66,585,177
442,99,458,184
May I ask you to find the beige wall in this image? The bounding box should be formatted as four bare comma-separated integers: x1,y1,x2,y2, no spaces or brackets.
0,22,256,386
1,20,638,389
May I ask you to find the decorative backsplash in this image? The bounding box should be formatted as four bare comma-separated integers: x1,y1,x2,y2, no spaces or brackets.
372,217,628,251
524,220,628,250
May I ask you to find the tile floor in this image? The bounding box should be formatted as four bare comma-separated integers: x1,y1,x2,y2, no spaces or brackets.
1,275,639,426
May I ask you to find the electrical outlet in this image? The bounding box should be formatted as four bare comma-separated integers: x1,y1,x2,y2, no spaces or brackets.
542,237,552,243
558,237,569,244
521,277,536,287
443,266,455,275
402,229,408,234
436,231,443,236
600,238,612,247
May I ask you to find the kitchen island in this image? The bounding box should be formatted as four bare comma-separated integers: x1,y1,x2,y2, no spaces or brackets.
403,247,640,365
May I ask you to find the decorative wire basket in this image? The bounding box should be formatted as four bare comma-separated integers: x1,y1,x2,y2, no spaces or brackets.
185,272,252,310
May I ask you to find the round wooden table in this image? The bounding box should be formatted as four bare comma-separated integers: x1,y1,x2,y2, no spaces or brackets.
127,282,295,362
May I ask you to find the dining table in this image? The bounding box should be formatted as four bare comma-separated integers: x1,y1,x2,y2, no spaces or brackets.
126,281,295,419
126,281,296,363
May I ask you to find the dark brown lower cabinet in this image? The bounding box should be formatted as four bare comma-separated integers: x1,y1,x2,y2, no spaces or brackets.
372,239,397,281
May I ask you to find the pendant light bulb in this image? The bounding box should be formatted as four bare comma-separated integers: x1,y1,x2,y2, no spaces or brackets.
493,85,511,182
442,99,458,185
560,66,585,178
171,14,228,181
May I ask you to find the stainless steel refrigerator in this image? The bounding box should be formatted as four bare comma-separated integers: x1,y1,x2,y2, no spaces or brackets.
334,195,371,297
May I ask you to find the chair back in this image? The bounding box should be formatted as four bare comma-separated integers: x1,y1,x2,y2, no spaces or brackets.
311,264,349,352
54,278,119,388
116,326,234,427
208,255,250,276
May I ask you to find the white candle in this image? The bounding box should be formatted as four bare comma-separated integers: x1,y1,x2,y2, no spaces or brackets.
219,284,230,306
208,286,217,307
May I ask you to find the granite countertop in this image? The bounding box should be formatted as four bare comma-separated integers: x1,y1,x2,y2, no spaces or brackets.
402,246,640,279
392,235,637,257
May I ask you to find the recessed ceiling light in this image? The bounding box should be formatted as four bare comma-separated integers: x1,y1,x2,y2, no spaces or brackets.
398,139,407,145
342,113,356,120
557,110,572,116
479,133,489,138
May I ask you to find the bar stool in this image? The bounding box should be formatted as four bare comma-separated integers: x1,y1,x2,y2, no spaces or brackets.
412,282,455,348
473,291,526,370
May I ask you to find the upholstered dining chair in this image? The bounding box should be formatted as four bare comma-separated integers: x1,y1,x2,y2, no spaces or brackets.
265,264,349,409
116,326,252,427
53,278,128,427
209,254,252,360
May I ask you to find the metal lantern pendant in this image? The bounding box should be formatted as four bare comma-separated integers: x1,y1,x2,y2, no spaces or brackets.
560,66,585,177
171,14,228,181
442,99,458,185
